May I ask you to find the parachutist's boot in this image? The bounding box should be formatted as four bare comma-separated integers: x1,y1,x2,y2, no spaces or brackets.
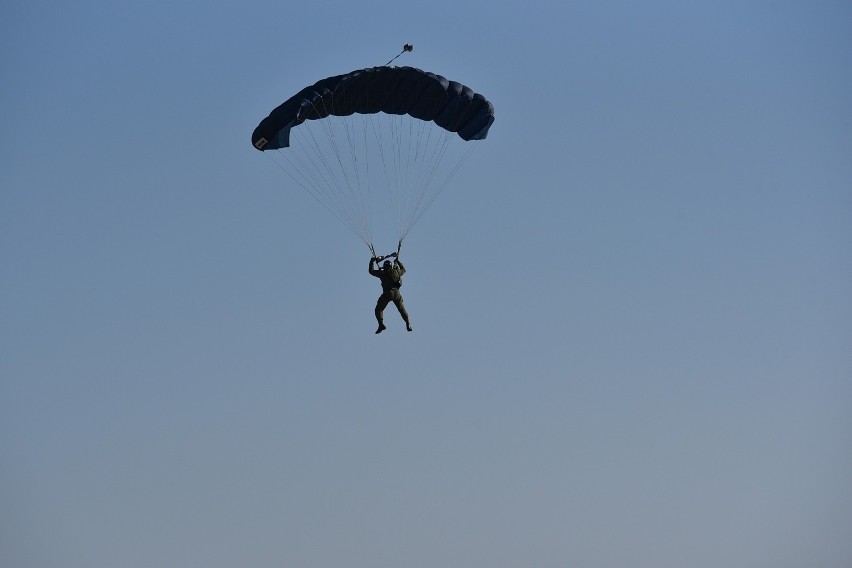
375,322,387,334
406,321,412,332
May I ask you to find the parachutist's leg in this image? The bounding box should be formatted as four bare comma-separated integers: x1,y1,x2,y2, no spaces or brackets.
375,294,390,334
375,294,390,321
391,291,412,332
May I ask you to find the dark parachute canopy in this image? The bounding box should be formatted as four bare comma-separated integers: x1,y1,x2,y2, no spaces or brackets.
252,66,494,151
251,66,495,250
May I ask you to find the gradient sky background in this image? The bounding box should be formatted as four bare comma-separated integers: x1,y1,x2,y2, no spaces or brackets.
2,1,851,567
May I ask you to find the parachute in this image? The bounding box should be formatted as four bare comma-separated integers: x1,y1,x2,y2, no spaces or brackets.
251,64,495,252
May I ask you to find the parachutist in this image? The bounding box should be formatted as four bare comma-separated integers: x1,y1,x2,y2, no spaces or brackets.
369,254,412,333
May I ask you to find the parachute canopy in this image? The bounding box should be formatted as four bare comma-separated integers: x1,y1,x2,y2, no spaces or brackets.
252,65,494,249
252,66,495,151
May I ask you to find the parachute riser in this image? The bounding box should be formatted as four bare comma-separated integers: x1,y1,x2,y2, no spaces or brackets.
369,239,402,261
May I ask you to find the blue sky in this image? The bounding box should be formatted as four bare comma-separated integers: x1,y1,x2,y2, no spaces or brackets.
2,1,851,567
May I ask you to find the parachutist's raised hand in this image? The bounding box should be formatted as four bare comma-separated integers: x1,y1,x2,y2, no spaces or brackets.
389,252,397,258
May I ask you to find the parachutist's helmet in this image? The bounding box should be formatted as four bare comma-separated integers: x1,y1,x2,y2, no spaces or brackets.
383,260,391,269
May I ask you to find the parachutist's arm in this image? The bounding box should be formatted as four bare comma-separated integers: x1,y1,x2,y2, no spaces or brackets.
369,257,380,277
396,259,405,275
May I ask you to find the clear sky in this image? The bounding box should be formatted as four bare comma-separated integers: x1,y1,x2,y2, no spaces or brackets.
2,1,851,567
